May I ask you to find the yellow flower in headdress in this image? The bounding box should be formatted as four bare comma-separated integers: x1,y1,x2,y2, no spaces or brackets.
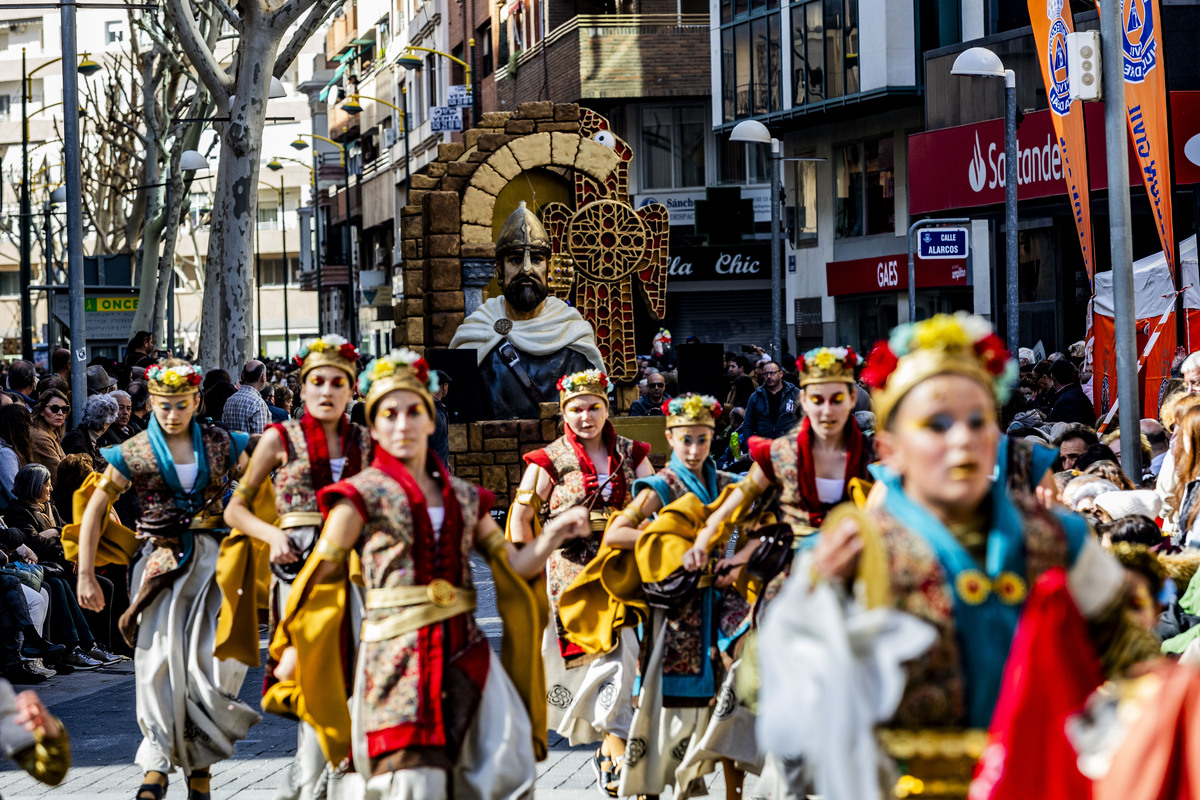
911,314,970,352
812,349,838,370
371,359,396,381
162,369,184,387
682,394,705,419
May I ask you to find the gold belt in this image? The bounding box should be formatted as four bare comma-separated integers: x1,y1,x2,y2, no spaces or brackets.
278,511,323,529
877,728,988,800
360,580,476,642
189,514,224,530
589,509,611,533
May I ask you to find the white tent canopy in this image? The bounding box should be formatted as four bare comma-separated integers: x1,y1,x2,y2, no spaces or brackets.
1094,235,1200,318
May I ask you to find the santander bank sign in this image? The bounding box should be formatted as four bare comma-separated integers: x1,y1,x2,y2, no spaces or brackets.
965,130,1065,193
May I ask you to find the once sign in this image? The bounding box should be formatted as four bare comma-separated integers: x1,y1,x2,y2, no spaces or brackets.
918,227,969,259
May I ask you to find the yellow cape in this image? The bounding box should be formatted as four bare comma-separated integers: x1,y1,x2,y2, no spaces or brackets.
213,481,278,666
559,484,754,654
61,472,139,567
263,529,550,765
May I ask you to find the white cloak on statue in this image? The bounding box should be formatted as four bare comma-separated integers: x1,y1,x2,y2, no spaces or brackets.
449,296,604,369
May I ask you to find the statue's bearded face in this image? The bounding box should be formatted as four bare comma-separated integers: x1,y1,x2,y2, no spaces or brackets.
500,248,550,313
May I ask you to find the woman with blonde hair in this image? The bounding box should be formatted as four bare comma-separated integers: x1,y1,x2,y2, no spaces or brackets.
1158,394,1200,536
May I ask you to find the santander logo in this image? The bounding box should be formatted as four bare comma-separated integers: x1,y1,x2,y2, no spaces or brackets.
968,133,987,193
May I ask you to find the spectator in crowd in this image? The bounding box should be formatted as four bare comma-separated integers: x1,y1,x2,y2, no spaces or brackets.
1181,351,1200,394
1061,475,1120,515
0,405,34,497
222,360,271,433
740,360,799,440
630,371,671,416
202,369,233,394
50,350,70,385
6,362,35,409
1092,489,1162,525
430,370,452,467
1083,458,1138,492
1047,359,1095,425
124,331,153,366
1102,428,1155,483
1096,514,1162,548
84,365,116,397
101,391,135,446
274,385,294,418
61,394,118,472
0,571,58,684
51,454,93,528
201,380,237,425
126,380,150,432
1142,419,1171,479
33,377,66,403
260,385,288,424
725,355,755,410
1032,360,1056,414
1055,423,1100,471
1158,394,1200,537
28,390,68,484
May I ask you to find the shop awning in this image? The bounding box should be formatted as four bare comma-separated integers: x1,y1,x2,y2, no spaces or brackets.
317,63,348,102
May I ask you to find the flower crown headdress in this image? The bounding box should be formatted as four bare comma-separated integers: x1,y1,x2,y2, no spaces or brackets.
145,362,203,396
557,369,613,407
796,347,858,387
662,394,722,429
357,349,439,418
295,334,360,379
861,312,1017,427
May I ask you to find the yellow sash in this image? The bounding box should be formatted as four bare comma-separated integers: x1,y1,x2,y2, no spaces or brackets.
61,472,139,567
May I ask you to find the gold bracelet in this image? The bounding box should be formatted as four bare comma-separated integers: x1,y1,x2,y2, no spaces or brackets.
314,537,350,564
514,489,544,513
619,505,645,526
232,481,259,504
96,475,124,501
734,475,766,503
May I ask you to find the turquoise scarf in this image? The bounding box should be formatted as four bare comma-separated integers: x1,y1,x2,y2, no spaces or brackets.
147,416,210,513
667,452,719,505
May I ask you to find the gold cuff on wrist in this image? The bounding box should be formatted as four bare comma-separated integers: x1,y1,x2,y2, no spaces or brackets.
314,537,350,564
96,475,123,502
734,476,766,503
619,505,645,526
514,489,544,513
232,481,260,504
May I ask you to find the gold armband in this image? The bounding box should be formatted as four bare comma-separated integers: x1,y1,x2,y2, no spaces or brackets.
232,481,260,504
15,724,71,786
619,505,645,526
96,474,124,502
734,475,766,503
514,489,544,513
314,537,350,564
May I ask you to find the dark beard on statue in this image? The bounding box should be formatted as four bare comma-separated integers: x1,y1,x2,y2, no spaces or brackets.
504,276,548,313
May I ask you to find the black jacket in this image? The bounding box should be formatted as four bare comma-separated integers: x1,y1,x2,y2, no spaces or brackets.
1048,383,1095,426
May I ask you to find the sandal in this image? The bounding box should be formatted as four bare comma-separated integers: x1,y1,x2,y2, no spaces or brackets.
591,748,617,797
135,774,167,800
605,754,625,798
187,769,211,800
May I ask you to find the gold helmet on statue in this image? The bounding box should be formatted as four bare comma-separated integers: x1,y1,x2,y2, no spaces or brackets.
496,201,551,264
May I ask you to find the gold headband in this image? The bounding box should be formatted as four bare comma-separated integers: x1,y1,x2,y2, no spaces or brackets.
797,347,858,387
664,394,721,429
557,369,610,408
359,350,437,421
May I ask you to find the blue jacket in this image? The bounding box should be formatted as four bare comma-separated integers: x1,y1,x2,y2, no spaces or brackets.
739,380,800,440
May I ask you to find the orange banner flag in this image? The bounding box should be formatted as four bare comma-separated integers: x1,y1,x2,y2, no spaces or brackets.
1099,0,1176,277
1029,0,1096,283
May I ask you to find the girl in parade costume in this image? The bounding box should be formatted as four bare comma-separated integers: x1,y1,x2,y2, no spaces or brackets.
221,334,372,800
507,369,653,797
683,346,873,584
752,314,1154,800
270,350,590,800
602,394,756,800
73,360,260,800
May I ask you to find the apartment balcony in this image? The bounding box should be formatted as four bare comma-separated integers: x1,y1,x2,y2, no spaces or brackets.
496,14,711,107
327,99,362,141
299,265,350,290
325,1,359,57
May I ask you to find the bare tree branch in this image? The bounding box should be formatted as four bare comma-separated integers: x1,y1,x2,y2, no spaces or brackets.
164,0,234,100
209,0,241,29
273,0,339,77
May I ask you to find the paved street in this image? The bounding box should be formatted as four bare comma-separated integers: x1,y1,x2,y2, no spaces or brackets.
0,558,756,799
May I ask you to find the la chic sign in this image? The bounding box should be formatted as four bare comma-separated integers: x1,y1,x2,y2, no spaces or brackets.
666,245,770,282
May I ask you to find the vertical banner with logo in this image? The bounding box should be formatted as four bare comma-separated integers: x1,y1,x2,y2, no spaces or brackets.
1029,0,1096,284
1103,0,1175,276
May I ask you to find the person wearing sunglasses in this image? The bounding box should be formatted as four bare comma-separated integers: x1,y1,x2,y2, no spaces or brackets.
223,335,373,800
29,390,70,484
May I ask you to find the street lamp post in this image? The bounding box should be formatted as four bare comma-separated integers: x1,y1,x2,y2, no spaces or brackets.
952,47,1019,352
396,45,476,123
729,119,783,361
341,93,411,189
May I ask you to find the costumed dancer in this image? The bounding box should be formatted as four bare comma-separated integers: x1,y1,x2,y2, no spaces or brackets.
602,394,755,800
73,360,260,800
507,369,653,797
221,334,372,800
686,346,873,594
270,349,590,800
752,313,1155,800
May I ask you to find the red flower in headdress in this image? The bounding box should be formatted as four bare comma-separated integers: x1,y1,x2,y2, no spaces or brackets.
860,342,899,389
339,342,359,362
844,347,859,368
795,355,806,373
974,333,1010,376
412,358,430,384
660,399,672,415
293,354,304,368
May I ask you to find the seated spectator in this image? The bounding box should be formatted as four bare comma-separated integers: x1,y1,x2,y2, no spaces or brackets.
126,380,150,433
6,464,68,569
100,390,135,445
629,372,670,416
1097,514,1164,548
1141,418,1170,480
1092,489,1163,525
200,381,237,425
1061,475,1121,515
1083,458,1138,491
28,390,68,484
61,394,118,472
1054,423,1100,471
1109,542,1167,634
1073,442,1121,473
6,360,36,409
1047,359,1095,425
0,405,34,497
51,454,94,525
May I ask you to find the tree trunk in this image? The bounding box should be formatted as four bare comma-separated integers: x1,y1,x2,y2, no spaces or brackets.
198,34,276,373
130,151,164,335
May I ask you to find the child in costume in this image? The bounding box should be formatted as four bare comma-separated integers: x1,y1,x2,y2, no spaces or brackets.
604,394,756,800
271,350,590,800
222,335,372,800
73,359,259,800
506,369,653,797
753,314,1153,800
